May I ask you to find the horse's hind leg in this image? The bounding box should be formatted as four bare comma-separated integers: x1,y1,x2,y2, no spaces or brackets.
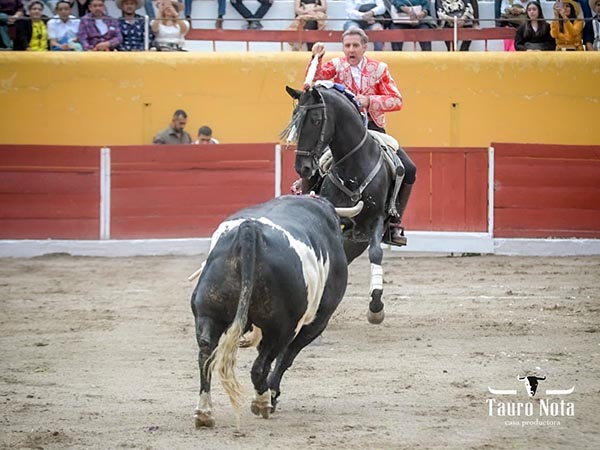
367,218,385,324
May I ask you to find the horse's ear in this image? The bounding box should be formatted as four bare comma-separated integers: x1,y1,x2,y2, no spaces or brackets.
286,86,303,100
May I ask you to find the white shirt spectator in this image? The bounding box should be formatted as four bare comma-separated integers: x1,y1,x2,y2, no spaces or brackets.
47,15,80,43
345,0,387,21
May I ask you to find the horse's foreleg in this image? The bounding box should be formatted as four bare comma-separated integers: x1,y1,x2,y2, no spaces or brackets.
367,219,385,324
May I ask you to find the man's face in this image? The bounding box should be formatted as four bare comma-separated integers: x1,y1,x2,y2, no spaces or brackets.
343,34,367,66
29,2,44,19
197,134,212,144
172,115,187,133
89,0,105,17
595,1,600,15
121,0,137,14
56,2,72,20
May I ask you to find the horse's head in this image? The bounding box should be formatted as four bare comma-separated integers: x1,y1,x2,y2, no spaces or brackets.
284,85,333,180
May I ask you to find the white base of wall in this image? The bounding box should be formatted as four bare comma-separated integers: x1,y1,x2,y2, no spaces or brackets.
2,234,598,258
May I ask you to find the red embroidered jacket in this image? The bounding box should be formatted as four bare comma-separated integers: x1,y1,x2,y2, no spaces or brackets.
311,56,403,129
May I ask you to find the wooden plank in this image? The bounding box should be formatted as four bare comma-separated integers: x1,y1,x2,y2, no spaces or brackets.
494,143,600,160
0,218,99,239
495,158,600,188
465,152,489,231
431,153,467,231
111,170,270,189
111,214,235,239
0,145,99,168
0,172,100,194
110,144,274,166
495,208,600,238
0,193,100,219
496,186,600,210
403,152,431,230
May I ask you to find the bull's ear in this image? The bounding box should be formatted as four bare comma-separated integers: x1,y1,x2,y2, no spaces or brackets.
517,376,525,381
286,86,303,99
537,376,546,380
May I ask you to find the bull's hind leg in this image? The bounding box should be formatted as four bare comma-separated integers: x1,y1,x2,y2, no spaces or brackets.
267,316,331,413
250,332,290,419
194,315,227,428
367,217,385,324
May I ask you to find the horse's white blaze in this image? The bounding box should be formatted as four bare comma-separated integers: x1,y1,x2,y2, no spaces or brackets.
256,218,330,336
370,263,383,294
196,391,212,413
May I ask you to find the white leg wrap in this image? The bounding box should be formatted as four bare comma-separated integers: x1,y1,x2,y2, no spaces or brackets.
369,263,383,294
197,392,212,414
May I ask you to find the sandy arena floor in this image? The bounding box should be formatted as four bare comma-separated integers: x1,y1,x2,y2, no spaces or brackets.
0,252,599,450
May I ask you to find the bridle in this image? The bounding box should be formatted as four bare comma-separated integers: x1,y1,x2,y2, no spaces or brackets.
294,87,382,204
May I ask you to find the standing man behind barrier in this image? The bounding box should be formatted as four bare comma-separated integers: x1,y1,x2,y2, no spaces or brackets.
308,28,416,246
153,109,193,144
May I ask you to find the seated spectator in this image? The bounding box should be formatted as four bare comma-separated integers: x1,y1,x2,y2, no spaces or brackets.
215,0,226,28
230,0,272,29
584,0,600,50
151,1,189,50
77,0,90,19
0,0,25,49
47,0,81,50
117,0,145,51
514,1,555,50
500,0,528,28
144,0,155,20
14,1,48,51
153,109,193,144
344,0,386,51
287,0,327,51
78,0,122,50
389,0,433,52
436,0,475,51
194,125,220,144
551,0,584,50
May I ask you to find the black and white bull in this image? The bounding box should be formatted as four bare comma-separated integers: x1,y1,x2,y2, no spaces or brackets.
191,195,361,428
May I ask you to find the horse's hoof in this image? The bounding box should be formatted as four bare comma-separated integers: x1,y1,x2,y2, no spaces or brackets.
194,410,215,428
367,309,385,324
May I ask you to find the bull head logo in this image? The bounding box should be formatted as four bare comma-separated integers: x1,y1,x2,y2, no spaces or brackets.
518,375,546,398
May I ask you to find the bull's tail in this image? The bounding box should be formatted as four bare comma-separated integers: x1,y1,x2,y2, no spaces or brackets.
210,220,256,428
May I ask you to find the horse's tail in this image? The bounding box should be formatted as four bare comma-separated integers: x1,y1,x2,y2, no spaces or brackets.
210,220,256,427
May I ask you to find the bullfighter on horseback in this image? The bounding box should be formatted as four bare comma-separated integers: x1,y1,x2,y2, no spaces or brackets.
300,27,416,246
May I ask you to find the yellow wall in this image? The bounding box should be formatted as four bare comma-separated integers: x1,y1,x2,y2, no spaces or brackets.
0,52,598,147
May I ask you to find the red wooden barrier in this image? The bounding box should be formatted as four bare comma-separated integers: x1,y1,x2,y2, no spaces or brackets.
0,145,100,239
110,144,276,238
493,143,600,238
281,146,489,232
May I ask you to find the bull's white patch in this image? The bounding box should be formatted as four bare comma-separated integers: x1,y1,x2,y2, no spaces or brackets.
197,391,212,413
256,218,329,336
369,263,383,294
207,217,330,336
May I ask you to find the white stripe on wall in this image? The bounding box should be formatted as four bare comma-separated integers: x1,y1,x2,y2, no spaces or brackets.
275,144,282,197
100,147,111,240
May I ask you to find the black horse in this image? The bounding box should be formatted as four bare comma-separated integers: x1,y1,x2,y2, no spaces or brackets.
284,84,401,324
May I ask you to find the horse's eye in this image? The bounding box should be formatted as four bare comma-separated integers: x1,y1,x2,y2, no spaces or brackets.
312,118,322,126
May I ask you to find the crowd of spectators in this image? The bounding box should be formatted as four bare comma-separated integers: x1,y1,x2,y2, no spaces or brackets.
0,0,597,51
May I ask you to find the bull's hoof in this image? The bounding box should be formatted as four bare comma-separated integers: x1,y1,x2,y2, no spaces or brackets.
194,410,215,428
367,308,385,324
250,399,271,419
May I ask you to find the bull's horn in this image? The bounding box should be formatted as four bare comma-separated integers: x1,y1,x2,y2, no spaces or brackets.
335,201,364,218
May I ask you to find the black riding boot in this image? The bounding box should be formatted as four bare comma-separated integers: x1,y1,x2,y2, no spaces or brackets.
390,182,414,246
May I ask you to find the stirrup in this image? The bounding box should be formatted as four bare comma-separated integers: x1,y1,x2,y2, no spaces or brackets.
383,224,407,247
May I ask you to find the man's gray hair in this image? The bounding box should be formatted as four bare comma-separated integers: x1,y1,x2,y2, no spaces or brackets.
342,27,369,45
